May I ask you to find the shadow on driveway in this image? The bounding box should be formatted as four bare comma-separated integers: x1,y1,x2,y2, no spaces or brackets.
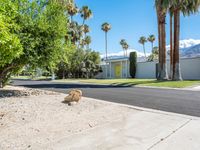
12,79,132,89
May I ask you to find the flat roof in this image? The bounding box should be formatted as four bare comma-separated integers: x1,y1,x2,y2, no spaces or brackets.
104,56,129,62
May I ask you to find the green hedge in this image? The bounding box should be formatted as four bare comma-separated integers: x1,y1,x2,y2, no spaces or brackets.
129,52,137,78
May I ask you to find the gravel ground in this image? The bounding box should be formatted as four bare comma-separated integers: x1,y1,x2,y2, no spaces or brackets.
0,86,135,150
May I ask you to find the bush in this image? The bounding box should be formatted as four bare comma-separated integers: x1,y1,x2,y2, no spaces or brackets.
129,52,137,78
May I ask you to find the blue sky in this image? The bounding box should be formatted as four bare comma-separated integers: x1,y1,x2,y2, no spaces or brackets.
75,0,200,55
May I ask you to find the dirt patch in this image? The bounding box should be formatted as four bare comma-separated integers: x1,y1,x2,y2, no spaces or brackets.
0,86,58,98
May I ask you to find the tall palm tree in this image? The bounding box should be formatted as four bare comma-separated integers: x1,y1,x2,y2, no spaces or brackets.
139,36,147,58
83,24,90,37
155,0,169,80
120,39,126,56
123,43,129,57
80,6,92,25
169,8,174,79
101,22,111,60
120,39,129,57
148,34,156,50
68,21,79,44
66,3,79,23
85,35,91,49
170,0,200,80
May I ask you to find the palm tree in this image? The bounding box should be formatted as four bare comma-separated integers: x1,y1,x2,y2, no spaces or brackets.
147,46,159,62
83,24,90,37
120,39,126,56
170,0,200,81
148,34,156,50
139,36,147,58
66,3,79,23
69,21,79,44
155,0,169,80
80,39,86,48
101,22,111,60
123,43,129,57
80,6,92,25
120,39,129,57
85,35,91,49
169,7,174,79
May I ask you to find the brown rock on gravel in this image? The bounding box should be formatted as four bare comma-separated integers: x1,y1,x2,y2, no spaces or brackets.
63,89,82,105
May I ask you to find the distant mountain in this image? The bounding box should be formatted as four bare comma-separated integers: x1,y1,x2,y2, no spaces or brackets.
102,39,200,61
181,43,200,58
166,39,200,58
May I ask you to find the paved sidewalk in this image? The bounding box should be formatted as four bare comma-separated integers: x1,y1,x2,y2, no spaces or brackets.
47,99,200,150
189,85,200,91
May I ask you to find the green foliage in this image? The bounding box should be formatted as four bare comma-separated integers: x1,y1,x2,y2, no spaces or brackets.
18,0,67,70
0,0,22,67
147,47,159,62
56,48,101,79
129,52,137,78
0,0,68,87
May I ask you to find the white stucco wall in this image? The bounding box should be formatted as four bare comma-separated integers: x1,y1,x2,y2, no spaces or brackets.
98,57,200,80
136,57,200,79
177,58,200,79
136,61,157,79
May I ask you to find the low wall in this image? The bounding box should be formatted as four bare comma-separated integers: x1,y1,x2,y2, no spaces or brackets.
136,57,200,79
136,61,156,79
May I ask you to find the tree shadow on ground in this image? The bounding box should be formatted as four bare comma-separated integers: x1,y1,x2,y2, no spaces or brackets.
12,79,132,89
110,80,160,87
0,89,29,98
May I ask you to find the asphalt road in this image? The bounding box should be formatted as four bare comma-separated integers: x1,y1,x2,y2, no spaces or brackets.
12,79,200,117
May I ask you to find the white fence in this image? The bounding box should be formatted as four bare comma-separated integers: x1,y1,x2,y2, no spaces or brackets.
136,57,200,79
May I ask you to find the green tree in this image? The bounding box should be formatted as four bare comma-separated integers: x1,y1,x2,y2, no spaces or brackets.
129,52,137,78
101,22,111,60
147,47,159,62
0,0,68,87
0,0,23,87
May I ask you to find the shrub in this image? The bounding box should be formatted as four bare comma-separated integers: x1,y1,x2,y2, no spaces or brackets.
129,52,137,78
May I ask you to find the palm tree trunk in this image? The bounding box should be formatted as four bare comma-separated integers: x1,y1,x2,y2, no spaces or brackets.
156,7,168,80
105,32,108,60
157,9,162,80
151,42,154,51
105,32,108,78
143,44,146,59
70,16,73,23
170,14,173,79
82,19,85,25
173,9,182,81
